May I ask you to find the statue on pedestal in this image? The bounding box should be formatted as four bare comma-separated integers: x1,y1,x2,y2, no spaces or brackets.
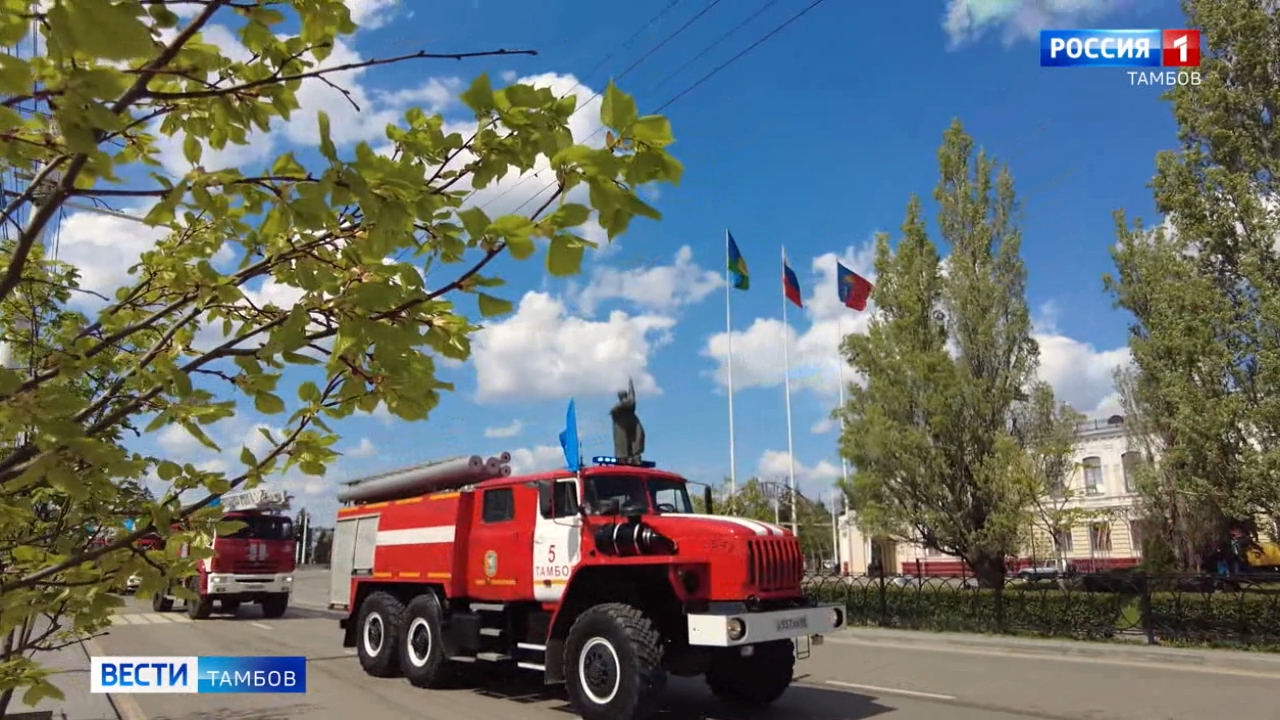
610,378,646,463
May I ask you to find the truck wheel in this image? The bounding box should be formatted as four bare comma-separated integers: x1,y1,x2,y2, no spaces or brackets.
186,594,213,620
399,593,461,689
564,603,666,720
705,639,795,707
152,591,173,613
261,594,288,619
357,592,404,677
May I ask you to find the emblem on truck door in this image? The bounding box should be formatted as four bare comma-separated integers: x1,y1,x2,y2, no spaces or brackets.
484,550,498,578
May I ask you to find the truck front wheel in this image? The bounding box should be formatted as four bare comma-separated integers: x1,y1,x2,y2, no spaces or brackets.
186,594,213,620
705,640,795,707
356,592,404,677
564,603,666,720
261,594,288,619
152,590,173,613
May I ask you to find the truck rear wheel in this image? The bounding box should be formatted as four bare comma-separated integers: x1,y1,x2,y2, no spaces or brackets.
152,591,173,613
261,594,288,619
564,603,666,720
399,593,461,689
357,592,404,677
705,640,795,707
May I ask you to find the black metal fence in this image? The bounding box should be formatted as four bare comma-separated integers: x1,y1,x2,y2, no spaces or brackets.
804,572,1280,650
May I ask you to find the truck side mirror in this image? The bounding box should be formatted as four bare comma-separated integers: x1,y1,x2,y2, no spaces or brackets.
703,486,714,515
538,481,554,518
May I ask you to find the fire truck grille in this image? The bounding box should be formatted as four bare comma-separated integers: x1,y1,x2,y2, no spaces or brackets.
745,538,803,592
231,561,273,574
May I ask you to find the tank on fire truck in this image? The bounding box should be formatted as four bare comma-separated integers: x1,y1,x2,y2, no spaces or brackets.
151,487,297,620
329,453,845,720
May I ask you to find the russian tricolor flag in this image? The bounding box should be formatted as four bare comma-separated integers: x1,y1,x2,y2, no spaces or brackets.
782,258,803,309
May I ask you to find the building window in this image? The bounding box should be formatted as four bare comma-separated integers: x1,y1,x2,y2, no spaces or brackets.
1090,522,1112,552
1129,521,1144,556
1082,456,1103,495
1053,529,1074,552
1121,452,1140,493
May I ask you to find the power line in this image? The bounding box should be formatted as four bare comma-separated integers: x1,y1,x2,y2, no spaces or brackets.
476,0,728,213
655,0,830,113
509,0,832,216
646,0,783,94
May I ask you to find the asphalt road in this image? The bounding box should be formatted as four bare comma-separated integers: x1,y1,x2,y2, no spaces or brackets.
86,572,1280,720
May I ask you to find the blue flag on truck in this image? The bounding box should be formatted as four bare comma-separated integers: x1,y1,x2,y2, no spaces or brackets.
559,399,581,472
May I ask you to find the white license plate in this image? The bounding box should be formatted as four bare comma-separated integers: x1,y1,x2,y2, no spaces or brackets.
775,615,808,632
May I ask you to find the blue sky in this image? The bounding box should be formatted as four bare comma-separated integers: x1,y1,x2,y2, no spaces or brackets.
51,0,1190,524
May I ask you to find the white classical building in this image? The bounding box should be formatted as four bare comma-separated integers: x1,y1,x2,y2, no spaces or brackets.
836,415,1149,576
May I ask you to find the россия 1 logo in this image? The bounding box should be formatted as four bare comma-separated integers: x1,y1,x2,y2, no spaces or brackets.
1040,29,1202,87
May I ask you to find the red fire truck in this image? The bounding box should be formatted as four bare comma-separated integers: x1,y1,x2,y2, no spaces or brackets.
151,488,297,619
329,453,845,720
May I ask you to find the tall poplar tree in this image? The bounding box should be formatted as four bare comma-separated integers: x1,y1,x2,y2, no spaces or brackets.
839,121,1040,587
1106,0,1280,555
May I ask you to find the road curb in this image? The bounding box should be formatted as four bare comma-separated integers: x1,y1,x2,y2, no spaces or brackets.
830,627,1280,675
82,638,148,720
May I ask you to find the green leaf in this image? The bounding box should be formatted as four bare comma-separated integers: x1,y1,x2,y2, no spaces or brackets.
54,0,155,61
461,74,496,115
506,235,536,260
477,293,513,318
630,115,674,147
240,446,259,466
183,134,202,165
547,236,585,277
548,203,590,229
600,81,638,131
254,393,286,415
458,206,491,241
316,111,337,161
487,214,535,239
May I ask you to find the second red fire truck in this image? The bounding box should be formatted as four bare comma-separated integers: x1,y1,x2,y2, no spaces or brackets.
151,487,297,619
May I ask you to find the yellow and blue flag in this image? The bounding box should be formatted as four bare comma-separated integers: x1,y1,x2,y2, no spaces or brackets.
727,231,749,290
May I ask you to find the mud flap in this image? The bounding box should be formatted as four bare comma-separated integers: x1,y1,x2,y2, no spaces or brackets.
792,634,811,660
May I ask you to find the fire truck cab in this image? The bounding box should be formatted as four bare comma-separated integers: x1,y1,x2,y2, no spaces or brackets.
330,453,845,720
152,488,297,620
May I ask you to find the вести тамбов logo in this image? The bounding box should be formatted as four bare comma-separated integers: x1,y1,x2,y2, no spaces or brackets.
1040,29,1202,87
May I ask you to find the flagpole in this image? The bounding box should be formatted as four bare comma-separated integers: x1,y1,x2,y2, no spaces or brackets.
782,246,798,537
836,314,850,487
725,230,738,498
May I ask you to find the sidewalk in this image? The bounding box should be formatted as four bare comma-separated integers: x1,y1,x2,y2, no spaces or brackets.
5,639,121,720
831,625,1280,675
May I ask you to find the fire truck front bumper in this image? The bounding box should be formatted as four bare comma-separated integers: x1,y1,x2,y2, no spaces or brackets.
686,603,845,647
206,572,293,598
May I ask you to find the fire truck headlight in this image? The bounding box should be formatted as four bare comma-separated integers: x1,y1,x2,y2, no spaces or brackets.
284,576,294,583
726,618,746,641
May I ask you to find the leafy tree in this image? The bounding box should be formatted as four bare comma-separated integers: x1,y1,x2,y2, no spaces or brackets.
0,0,680,708
838,120,1040,588
1105,0,1280,566
1012,382,1092,569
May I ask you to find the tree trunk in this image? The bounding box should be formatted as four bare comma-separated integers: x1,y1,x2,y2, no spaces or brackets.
968,552,1007,589
0,627,16,717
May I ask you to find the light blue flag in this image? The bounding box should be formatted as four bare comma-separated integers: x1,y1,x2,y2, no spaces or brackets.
558,399,581,472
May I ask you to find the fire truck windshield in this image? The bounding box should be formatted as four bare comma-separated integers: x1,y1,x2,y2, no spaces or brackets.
586,475,692,515
217,515,294,541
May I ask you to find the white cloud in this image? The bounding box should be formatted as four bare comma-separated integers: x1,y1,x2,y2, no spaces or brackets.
472,291,676,403
702,243,876,399
572,245,722,315
484,420,524,439
157,423,204,455
509,445,565,475
1032,303,1129,417
757,449,842,492
344,0,400,29
54,206,168,299
942,0,1123,47
345,437,377,458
